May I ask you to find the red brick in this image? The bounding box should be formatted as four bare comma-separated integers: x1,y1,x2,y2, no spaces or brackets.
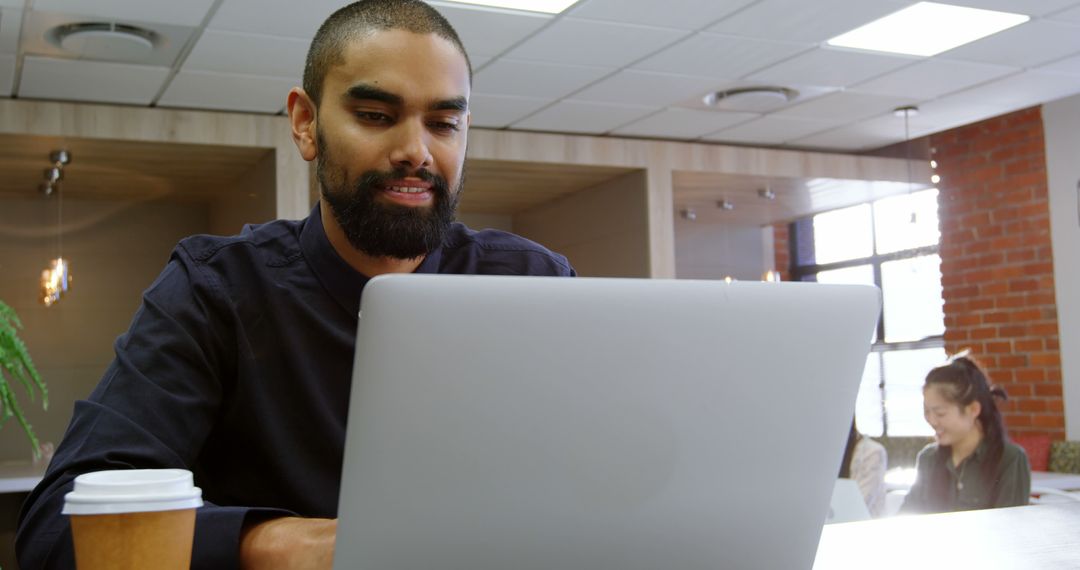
998,355,1026,368
1015,339,1042,352
997,325,1028,338
1030,353,1060,367
1018,399,1048,413
1015,369,1046,383
1032,415,1065,429
1034,384,1062,397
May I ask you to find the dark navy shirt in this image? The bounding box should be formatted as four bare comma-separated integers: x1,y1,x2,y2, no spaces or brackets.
17,204,575,569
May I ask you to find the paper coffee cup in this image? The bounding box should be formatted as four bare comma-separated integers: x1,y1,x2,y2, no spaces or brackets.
63,469,203,570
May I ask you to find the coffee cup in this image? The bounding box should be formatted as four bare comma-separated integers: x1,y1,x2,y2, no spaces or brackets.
62,469,203,570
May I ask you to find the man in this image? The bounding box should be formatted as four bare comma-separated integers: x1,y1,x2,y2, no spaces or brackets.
16,2,574,568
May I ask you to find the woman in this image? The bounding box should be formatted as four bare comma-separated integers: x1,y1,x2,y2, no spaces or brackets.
901,352,1031,514
839,419,887,517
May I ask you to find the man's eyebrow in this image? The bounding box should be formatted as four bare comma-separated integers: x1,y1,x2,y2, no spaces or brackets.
431,96,468,113
345,84,403,106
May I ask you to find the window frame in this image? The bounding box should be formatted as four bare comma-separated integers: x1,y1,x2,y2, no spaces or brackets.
788,196,944,436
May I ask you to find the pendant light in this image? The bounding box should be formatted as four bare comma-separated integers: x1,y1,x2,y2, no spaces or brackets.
40,150,73,307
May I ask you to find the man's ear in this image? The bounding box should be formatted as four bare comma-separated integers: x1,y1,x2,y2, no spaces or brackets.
287,87,318,162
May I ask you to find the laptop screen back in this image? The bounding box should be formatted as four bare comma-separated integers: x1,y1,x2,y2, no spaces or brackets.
335,275,880,570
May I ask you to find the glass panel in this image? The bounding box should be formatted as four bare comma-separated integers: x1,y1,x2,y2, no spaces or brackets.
816,264,874,286
882,347,947,436
812,204,872,264
873,189,940,255
856,353,883,437
881,255,945,342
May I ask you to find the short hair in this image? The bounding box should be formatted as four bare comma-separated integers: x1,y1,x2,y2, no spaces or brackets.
303,0,472,107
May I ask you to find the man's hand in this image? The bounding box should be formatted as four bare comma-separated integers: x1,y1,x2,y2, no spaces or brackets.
240,516,337,569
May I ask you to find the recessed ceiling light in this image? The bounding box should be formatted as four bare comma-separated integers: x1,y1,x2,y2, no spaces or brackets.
826,2,1029,57
435,0,578,14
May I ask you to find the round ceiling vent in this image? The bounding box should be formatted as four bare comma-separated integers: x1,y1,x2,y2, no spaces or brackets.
50,22,158,61
703,86,799,112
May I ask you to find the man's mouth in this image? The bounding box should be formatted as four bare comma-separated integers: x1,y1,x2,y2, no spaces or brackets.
381,179,434,203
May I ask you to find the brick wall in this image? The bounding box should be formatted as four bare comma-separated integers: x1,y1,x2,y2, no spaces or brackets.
773,223,790,282
930,106,1064,439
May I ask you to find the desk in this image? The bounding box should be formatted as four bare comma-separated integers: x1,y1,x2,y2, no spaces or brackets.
813,502,1080,569
0,462,45,494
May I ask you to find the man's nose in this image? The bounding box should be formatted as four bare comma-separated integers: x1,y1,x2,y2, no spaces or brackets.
389,119,433,172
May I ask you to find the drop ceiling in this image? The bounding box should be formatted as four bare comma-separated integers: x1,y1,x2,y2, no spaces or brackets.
1,0,1079,152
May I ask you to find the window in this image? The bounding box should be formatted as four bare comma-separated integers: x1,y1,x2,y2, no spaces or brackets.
789,189,945,436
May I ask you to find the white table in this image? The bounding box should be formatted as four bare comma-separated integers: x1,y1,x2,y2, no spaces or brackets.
814,502,1080,569
0,461,45,494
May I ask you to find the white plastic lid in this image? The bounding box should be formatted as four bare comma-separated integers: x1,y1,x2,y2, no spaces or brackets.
62,469,203,515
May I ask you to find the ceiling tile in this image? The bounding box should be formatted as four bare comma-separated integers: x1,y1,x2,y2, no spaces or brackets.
512,100,655,134
209,0,343,39
708,0,911,43
473,58,612,99
1048,4,1080,23
788,117,902,151
0,8,20,53
19,55,170,104
774,91,918,122
571,69,719,107
468,94,551,128
903,96,1013,138
942,20,1080,67
503,17,688,68
33,0,216,27
0,53,13,97
1039,52,1080,75
701,115,837,145
747,47,914,88
612,108,757,139
158,70,297,113
568,0,757,31
183,30,307,78
631,33,811,80
850,59,1018,100
943,69,1080,110
941,0,1080,17
433,3,551,58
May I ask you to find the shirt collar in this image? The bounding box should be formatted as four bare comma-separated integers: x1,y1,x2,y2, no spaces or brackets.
299,202,445,318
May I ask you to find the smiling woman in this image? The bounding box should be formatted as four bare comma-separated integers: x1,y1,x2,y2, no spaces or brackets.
900,353,1032,514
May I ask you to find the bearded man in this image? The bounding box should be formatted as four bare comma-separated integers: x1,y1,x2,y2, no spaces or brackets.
16,2,573,569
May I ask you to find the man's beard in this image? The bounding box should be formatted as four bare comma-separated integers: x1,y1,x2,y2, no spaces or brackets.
316,133,463,260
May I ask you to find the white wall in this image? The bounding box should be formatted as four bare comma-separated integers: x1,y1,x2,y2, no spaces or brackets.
674,216,768,281
514,171,651,278
1043,96,1080,439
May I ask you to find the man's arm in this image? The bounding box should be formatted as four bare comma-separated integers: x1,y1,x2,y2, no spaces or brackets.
240,517,337,570
16,250,289,569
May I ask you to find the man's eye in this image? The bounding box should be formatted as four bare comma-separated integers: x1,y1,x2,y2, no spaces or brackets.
429,121,460,133
356,111,392,123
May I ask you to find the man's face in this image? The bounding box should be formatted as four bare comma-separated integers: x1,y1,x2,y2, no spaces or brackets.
314,29,471,259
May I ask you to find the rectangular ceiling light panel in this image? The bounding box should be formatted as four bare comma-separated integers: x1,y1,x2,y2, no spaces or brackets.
827,2,1030,57
437,0,578,14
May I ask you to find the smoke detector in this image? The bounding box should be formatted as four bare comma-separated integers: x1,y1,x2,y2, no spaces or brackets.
703,86,799,112
50,22,159,61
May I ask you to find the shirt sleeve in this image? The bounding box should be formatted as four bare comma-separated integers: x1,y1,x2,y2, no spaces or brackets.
899,446,934,514
851,439,888,517
991,446,1032,508
16,246,284,570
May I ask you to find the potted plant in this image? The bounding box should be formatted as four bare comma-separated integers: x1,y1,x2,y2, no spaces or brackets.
1,299,48,458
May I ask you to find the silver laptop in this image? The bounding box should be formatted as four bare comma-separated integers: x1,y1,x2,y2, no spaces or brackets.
335,275,880,570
